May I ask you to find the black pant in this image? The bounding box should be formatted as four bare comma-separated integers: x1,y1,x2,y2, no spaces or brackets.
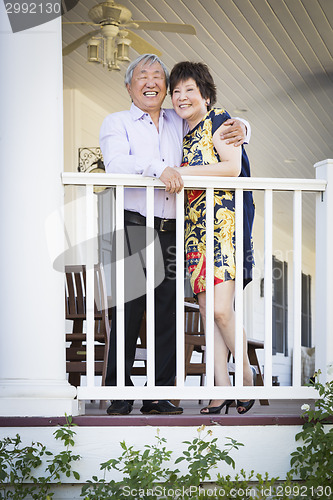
105,220,177,389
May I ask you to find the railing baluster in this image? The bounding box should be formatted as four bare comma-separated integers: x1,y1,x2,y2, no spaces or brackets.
111,188,116,236
176,190,185,387
115,185,125,388
235,188,244,388
293,190,302,387
85,183,95,387
205,187,215,387
264,190,273,387
146,186,155,387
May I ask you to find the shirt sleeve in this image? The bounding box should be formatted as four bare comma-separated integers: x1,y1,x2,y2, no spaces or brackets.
99,114,165,178
234,117,251,143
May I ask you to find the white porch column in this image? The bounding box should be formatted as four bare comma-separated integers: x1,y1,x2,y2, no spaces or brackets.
0,6,78,415
314,159,333,382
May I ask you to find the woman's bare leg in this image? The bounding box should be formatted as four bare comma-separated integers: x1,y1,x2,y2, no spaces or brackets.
198,280,253,410
197,295,231,410
214,281,253,385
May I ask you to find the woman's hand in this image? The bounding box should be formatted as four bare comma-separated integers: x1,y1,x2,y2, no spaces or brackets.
220,118,247,146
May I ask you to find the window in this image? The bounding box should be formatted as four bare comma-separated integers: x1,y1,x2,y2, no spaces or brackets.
301,273,312,347
272,256,288,355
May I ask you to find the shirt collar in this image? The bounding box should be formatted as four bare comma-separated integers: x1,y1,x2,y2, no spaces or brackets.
130,102,167,121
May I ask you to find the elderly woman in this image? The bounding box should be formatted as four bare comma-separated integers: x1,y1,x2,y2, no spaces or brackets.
170,61,255,415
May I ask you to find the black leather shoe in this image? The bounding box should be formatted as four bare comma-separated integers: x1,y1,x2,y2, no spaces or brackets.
106,400,133,415
140,400,183,415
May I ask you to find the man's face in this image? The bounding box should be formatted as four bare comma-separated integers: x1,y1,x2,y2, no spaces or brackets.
126,60,167,115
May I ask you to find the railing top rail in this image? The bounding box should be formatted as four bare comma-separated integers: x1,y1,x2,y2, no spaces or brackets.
62,172,326,192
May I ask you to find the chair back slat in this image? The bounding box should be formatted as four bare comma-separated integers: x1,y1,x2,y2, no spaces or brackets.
65,263,110,389
65,270,76,316
75,268,86,315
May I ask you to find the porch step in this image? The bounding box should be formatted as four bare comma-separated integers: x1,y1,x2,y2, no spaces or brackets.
2,399,330,427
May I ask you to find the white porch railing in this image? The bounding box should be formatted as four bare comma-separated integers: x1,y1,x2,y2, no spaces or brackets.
62,165,329,402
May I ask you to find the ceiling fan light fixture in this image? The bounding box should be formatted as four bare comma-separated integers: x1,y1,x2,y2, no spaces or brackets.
87,38,102,63
104,35,120,70
116,34,131,62
108,60,121,71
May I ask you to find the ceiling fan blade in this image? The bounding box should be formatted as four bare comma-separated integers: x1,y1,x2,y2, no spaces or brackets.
130,21,196,35
62,21,99,25
62,29,101,56
126,30,162,57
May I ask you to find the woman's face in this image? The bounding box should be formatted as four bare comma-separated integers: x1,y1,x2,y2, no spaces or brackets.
171,77,208,129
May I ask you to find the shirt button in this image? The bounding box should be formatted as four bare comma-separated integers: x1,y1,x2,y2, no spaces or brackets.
150,121,153,124
166,197,169,200
162,159,165,162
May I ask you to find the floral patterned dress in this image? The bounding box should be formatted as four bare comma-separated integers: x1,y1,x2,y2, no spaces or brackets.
181,108,255,294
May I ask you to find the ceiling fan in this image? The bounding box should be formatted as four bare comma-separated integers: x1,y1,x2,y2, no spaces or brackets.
62,1,196,71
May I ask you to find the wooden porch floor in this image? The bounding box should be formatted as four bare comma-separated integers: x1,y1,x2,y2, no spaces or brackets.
86,399,309,417
71,399,314,427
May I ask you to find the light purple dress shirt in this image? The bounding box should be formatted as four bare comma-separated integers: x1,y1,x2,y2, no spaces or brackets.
99,103,250,219
100,103,186,219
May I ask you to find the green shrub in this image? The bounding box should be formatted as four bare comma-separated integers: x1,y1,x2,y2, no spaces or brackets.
1,375,332,500
0,415,80,499
290,371,333,499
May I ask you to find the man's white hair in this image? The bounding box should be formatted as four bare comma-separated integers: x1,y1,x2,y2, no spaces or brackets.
124,53,169,87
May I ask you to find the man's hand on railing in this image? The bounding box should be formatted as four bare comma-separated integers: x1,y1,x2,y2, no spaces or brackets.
159,166,184,193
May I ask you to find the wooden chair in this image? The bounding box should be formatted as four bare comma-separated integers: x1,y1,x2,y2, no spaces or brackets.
183,298,205,404
184,298,205,384
184,298,268,406
65,264,110,387
228,341,268,406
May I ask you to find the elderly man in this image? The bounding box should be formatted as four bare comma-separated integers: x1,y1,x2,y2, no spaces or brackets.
100,54,249,415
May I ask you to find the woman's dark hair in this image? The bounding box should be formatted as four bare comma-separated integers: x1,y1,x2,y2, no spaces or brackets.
169,61,217,110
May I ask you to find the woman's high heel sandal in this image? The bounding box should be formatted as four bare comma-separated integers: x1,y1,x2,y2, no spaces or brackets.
237,366,256,415
236,399,254,414
200,399,234,415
